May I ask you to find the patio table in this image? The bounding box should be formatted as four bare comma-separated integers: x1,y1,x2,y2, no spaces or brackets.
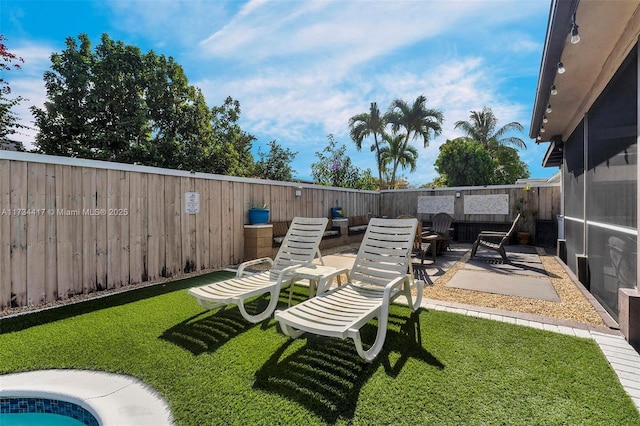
422,234,451,264
288,265,349,306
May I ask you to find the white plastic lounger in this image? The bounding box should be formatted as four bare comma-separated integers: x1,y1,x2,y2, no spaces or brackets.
189,217,328,323
274,218,424,362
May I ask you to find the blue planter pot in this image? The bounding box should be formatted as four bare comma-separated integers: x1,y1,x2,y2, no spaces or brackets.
331,206,344,218
248,208,270,224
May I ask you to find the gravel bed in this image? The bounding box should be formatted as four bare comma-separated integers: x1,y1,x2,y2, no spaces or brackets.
420,248,605,326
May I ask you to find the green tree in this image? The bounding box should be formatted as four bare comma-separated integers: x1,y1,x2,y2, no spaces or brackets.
209,96,256,176
453,106,526,151
348,102,387,188
255,140,297,181
32,34,95,157
434,138,494,186
0,35,27,150
311,134,376,189
491,145,530,185
385,95,444,188
379,132,417,189
32,34,256,176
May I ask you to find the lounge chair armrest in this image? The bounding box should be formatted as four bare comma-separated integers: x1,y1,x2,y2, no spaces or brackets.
478,231,508,237
273,263,309,281
382,274,410,303
236,257,274,277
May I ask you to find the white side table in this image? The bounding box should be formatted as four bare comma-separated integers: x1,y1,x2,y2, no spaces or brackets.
288,265,350,306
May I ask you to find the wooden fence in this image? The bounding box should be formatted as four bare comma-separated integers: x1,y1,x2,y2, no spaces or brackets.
1,152,560,310
380,184,561,243
381,185,561,221
0,152,378,309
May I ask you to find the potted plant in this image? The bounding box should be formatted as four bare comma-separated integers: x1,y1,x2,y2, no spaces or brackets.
248,202,270,225
512,195,537,245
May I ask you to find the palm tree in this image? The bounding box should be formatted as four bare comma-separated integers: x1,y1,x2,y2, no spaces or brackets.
379,132,418,189
386,95,444,188
348,102,387,188
454,106,526,151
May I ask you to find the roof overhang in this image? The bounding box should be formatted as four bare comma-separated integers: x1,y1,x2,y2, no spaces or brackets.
530,0,640,167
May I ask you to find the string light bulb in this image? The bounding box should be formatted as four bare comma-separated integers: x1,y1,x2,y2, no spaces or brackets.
551,85,558,95
546,103,552,113
540,126,546,133
543,116,548,124
570,13,580,44
557,62,565,74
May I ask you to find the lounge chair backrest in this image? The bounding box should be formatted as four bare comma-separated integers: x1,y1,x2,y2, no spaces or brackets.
272,217,328,272
396,214,422,253
349,218,418,287
432,213,453,236
504,213,521,239
495,213,521,247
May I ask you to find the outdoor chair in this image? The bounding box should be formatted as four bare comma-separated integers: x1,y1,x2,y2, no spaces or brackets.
470,213,521,262
421,213,453,263
274,218,424,362
396,214,424,256
189,217,328,323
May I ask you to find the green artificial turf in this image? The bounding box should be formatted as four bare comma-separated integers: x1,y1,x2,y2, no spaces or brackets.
1,271,638,425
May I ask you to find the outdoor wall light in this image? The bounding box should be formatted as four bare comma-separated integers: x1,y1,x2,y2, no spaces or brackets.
557,62,565,74
543,115,548,124
546,103,553,113
455,192,461,198
551,85,558,95
295,186,302,197
570,13,580,44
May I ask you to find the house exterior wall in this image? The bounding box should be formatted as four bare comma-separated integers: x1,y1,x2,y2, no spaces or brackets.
561,43,638,320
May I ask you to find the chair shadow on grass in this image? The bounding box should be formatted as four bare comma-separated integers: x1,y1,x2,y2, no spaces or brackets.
160,286,311,355
253,309,444,424
160,295,275,355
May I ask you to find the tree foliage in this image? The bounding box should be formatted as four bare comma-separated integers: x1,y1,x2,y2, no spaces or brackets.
0,35,27,149
431,106,530,186
311,134,377,190
491,145,530,185
348,102,386,187
385,95,443,189
255,139,297,181
434,138,494,186
454,106,526,151
209,96,256,176
349,95,443,190
32,34,254,175
379,132,417,189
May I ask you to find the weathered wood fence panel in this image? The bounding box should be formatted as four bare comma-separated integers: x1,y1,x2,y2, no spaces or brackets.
381,185,561,222
0,153,378,309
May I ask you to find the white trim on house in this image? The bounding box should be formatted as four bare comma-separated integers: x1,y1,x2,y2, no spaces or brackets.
563,215,638,236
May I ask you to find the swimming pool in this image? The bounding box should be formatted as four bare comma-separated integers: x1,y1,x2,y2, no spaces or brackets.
0,370,174,425
0,397,99,426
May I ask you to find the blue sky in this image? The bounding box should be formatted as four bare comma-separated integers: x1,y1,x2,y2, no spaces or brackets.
1,0,555,185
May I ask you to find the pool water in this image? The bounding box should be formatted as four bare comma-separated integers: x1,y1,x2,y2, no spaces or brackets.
1,412,87,425
0,397,99,426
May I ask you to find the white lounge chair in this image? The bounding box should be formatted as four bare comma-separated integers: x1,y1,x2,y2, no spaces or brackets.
274,218,424,362
189,217,328,323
